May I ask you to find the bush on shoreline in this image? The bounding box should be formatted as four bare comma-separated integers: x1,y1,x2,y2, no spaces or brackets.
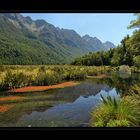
0,65,118,91
0,71,28,91
90,89,140,127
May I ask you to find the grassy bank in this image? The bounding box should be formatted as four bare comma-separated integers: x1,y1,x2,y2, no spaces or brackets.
90,84,140,127
0,65,115,91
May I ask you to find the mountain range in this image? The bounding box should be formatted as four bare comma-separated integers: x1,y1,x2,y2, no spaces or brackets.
0,13,116,64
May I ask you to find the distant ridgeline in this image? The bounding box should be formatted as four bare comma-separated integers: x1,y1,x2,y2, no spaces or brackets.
72,14,140,67
0,13,115,65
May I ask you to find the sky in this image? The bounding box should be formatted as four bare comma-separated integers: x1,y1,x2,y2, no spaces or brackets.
22,13,136,46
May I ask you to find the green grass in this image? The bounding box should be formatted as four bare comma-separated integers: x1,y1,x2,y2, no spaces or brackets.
90,94,140,127
0,65,114,91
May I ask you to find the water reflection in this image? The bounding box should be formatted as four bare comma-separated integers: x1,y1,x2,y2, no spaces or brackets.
16,87,117,127
0,73,140,127
94,72,140,95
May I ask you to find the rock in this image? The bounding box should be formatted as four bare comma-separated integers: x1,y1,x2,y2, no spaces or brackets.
119,65,131,74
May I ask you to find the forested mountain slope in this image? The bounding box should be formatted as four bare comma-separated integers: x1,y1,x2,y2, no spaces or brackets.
0,13,115,64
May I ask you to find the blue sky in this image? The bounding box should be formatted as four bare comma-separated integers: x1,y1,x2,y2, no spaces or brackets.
22,13,135,45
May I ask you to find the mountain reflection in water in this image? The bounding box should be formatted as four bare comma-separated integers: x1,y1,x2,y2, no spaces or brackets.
16,82,116,127
1,73,140,127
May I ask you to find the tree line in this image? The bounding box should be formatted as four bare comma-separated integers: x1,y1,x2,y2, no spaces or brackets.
71,14,140,68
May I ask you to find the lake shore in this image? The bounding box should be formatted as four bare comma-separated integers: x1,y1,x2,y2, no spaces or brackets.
0,96,24,101
8,81,79,93
86,74,110,79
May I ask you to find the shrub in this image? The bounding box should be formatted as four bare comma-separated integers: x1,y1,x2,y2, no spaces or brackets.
34,72,48,86
87,69,98,76
0,65,5,72
0,71,28,90
70,70,87,80
38,66,46,73
129,84,140,95
90,95,140,127
106,119,130,127
35,70,63,86
131,66,140,73
133,56,140,68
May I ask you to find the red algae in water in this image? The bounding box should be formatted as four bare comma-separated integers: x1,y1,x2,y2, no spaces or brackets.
9,81,78,93
0,104,15,113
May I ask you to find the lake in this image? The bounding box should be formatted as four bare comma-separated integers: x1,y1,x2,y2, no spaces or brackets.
0,72,140,127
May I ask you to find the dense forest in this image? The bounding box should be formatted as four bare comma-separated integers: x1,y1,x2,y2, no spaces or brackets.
72,14,140,68
0,14,115,65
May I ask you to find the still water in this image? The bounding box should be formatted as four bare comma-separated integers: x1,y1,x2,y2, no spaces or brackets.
0,73,140,127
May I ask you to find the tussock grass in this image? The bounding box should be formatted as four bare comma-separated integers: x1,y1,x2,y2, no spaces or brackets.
90,94,140,127
0,65,112,91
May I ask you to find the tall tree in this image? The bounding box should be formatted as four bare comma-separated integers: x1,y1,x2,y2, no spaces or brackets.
128,13,140,29
128,14,140,56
